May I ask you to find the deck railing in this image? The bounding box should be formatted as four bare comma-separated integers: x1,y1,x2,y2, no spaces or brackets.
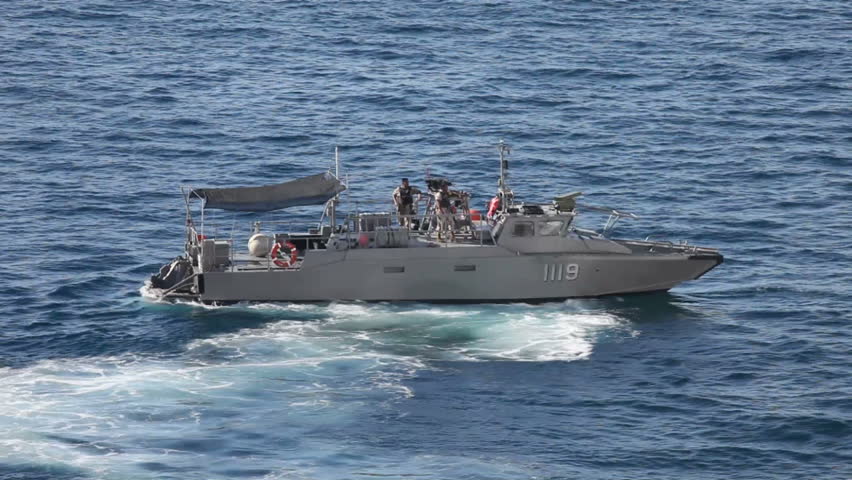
188,212,494,272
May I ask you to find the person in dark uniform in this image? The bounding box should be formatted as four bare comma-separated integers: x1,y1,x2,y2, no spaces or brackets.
392,178,421,228
435,183,455,242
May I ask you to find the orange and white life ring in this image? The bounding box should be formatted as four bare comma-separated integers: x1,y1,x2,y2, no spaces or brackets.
270,241,298,268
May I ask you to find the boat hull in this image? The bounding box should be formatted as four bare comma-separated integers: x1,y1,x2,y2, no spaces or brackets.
194,247,722,302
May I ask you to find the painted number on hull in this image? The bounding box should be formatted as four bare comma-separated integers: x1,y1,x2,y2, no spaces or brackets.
543,263,579,282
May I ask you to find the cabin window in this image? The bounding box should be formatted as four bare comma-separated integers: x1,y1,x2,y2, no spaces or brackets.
538,220,565,236
383,266,404,274
454,265,476,272
512,221,535,237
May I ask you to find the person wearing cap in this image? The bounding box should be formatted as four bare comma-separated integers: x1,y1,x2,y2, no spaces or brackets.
392,178,422,229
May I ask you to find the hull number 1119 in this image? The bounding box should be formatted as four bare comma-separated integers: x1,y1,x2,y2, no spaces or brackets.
543,263,579,282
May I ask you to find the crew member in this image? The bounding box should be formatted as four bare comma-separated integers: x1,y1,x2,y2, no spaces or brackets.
435,183,455,242
392,178,421,228
487,192,502,222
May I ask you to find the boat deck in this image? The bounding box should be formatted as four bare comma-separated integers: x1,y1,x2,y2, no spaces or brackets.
225,232,495,272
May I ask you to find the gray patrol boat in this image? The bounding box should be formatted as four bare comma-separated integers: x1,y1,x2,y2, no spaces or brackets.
150,142,722,303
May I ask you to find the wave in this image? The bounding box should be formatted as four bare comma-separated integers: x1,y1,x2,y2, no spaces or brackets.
0,299,628,478
14,7,133,21
170,301,631,363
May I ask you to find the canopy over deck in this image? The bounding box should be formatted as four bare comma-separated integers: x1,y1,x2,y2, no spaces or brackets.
191,172,345,212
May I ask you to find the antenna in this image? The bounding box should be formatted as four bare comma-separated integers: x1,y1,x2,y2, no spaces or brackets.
496,140,514,211
329,146,341,231
498,139,511,193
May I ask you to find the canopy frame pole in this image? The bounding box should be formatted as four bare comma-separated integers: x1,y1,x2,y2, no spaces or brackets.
185,187,208,240
318,200,329,230
181,186,198,251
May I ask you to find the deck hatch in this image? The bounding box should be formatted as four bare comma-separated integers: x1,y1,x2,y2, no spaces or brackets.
383,266,405,274
454,265,476,272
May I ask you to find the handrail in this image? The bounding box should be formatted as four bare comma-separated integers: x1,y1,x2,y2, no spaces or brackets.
576,203,639,219
572,227,602,237
622,238,719,254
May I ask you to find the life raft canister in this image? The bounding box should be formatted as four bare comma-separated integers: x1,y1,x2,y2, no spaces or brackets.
270,241,299,268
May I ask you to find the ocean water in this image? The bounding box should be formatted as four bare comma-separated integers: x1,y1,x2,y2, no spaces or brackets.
1,0,850,479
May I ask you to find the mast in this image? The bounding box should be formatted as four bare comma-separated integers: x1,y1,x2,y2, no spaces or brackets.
497,140,512,210
329,146,340,230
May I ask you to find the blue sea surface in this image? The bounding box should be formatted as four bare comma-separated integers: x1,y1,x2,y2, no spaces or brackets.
1,1,850,479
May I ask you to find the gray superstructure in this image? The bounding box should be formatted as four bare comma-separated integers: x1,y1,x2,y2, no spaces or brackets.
150,143,722,303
